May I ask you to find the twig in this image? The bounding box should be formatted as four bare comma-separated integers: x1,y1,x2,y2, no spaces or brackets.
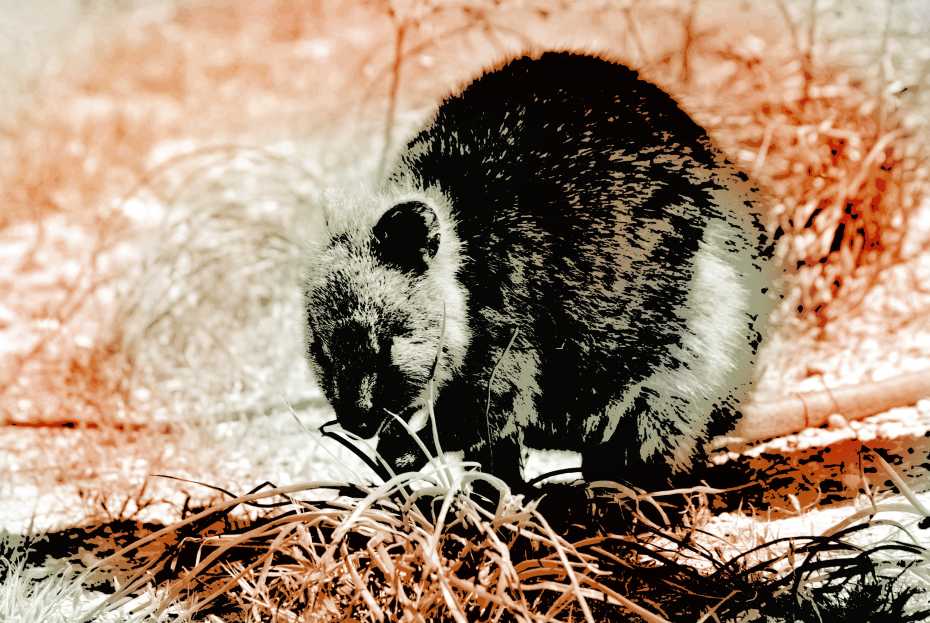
483,327,521,473
721,368,930,445
376,18,408,179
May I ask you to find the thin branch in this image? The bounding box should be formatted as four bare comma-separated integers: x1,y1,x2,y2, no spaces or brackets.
376,19,408,180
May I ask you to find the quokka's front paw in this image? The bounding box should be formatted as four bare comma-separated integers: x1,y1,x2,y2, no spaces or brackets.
375,418,430,475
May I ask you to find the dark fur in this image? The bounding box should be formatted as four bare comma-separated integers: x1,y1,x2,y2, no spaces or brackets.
304,51,774,490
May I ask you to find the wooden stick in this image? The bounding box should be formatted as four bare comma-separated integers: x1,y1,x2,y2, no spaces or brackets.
731,369,930,443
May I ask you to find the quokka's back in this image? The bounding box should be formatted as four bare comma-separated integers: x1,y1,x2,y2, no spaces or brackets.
302,51,775,490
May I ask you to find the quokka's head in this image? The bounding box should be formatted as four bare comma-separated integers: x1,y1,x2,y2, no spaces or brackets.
302,186,471,438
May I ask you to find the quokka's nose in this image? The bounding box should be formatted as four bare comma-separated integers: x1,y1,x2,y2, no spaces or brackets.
335,402,378,438
333,373,381,437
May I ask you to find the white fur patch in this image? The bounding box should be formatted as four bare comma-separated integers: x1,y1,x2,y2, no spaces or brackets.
634,220,753,472
597,382,641,444
490,347,542,439
358,373,377,411
390,337,436,382
406,409,429,433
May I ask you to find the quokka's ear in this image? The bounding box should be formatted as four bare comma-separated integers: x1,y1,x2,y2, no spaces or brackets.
372,200,441,274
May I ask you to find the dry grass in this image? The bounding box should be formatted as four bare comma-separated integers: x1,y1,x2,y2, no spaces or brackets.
61,449,930,622
680,28,930,328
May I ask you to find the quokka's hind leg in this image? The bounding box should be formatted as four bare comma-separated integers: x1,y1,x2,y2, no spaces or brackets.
463,433,527,508
466,433,525,486
580,384,710,492
582,436,678,493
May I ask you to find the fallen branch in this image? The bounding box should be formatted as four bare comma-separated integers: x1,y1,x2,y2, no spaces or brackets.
729,368,930,444
0,395,327,432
